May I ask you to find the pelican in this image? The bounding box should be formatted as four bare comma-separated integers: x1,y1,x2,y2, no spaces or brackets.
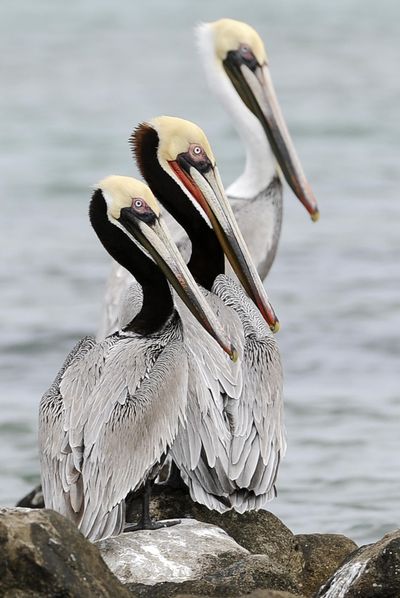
196,18,319,277
97,18,319,340
39,176,235,541
129,115,285,512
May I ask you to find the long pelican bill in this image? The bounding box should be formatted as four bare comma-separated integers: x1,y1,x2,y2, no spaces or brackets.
223,56,319,221
118,209,237,360
168,159,279,333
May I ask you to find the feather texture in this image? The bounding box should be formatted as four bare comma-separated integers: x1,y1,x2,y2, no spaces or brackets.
39,336,96,522
107,273,285,514
97,178,282,341
159,275,285,513
212,274,286,510
39,314,189,541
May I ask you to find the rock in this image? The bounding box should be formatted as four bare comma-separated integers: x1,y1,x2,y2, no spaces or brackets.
127,486,304,587
98,516,302,597
295,533,357,596
97,518,248,585
125,554,301,597
0,507,131,598
238,592,305,598
173,592,302,598
16,484,367,597
316,529,400,597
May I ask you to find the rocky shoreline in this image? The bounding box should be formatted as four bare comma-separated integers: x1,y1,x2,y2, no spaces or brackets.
1,486,399,597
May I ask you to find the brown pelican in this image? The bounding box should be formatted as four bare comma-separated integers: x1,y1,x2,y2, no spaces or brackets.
196,18,319,277
97,19,318,340
130,116,285,512
39,176,235,541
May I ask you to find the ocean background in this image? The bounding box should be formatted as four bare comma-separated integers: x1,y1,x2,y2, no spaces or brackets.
1,0,399,544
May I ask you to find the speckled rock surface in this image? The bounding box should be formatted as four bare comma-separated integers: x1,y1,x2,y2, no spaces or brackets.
97,518,248,585
316,529,400,597
0,507,130,598
126,554,302,597
174,591,304,598
127,486,304,584
239,592,305,598
295,533,357,596
16,485,375,598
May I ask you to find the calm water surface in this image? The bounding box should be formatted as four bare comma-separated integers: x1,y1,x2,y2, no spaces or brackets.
1,0,399,544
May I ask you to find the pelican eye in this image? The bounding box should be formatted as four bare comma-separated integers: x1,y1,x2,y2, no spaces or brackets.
188,143,207,161
178,143,211,174
131,197,149,213
238,43,258,70
127,197,156,223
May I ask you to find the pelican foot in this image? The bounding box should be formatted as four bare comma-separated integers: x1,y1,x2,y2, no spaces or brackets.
124,518,181,532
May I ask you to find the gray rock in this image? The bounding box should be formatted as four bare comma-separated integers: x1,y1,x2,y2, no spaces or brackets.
128,486,304,584
16,484,369,598
238,592,305,598
295,533,357,596
125,554,302,597
173,592,303,598
97,518,248,585
97,514,303,597
316,529,400,597
0,507,131,598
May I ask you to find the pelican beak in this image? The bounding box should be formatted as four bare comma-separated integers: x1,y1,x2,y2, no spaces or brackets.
168,160,279,332
119,209,237,360
223,55,319,221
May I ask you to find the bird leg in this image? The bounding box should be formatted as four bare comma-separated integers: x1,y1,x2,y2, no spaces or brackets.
124,478,180,532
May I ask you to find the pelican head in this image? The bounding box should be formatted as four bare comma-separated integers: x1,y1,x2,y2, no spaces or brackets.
92,175,236,359
197,18,319,222
132,117,279,333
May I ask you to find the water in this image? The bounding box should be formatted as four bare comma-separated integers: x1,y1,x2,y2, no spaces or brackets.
1,0,399,545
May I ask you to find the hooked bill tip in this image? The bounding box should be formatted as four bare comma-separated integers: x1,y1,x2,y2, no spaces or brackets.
230,346,239,363
311,209,320,223
271,321,280,334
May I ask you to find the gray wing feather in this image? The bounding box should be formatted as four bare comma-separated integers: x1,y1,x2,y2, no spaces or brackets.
96,262,131,341
78,334,188,540
169,293,244,511
212,274,286,509
226,178,283,281
39,335,96,519
117,282,143,330
177,291,244,405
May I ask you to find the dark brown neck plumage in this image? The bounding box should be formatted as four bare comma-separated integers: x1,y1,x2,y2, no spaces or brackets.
132,125,224,292
89,189,174,335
